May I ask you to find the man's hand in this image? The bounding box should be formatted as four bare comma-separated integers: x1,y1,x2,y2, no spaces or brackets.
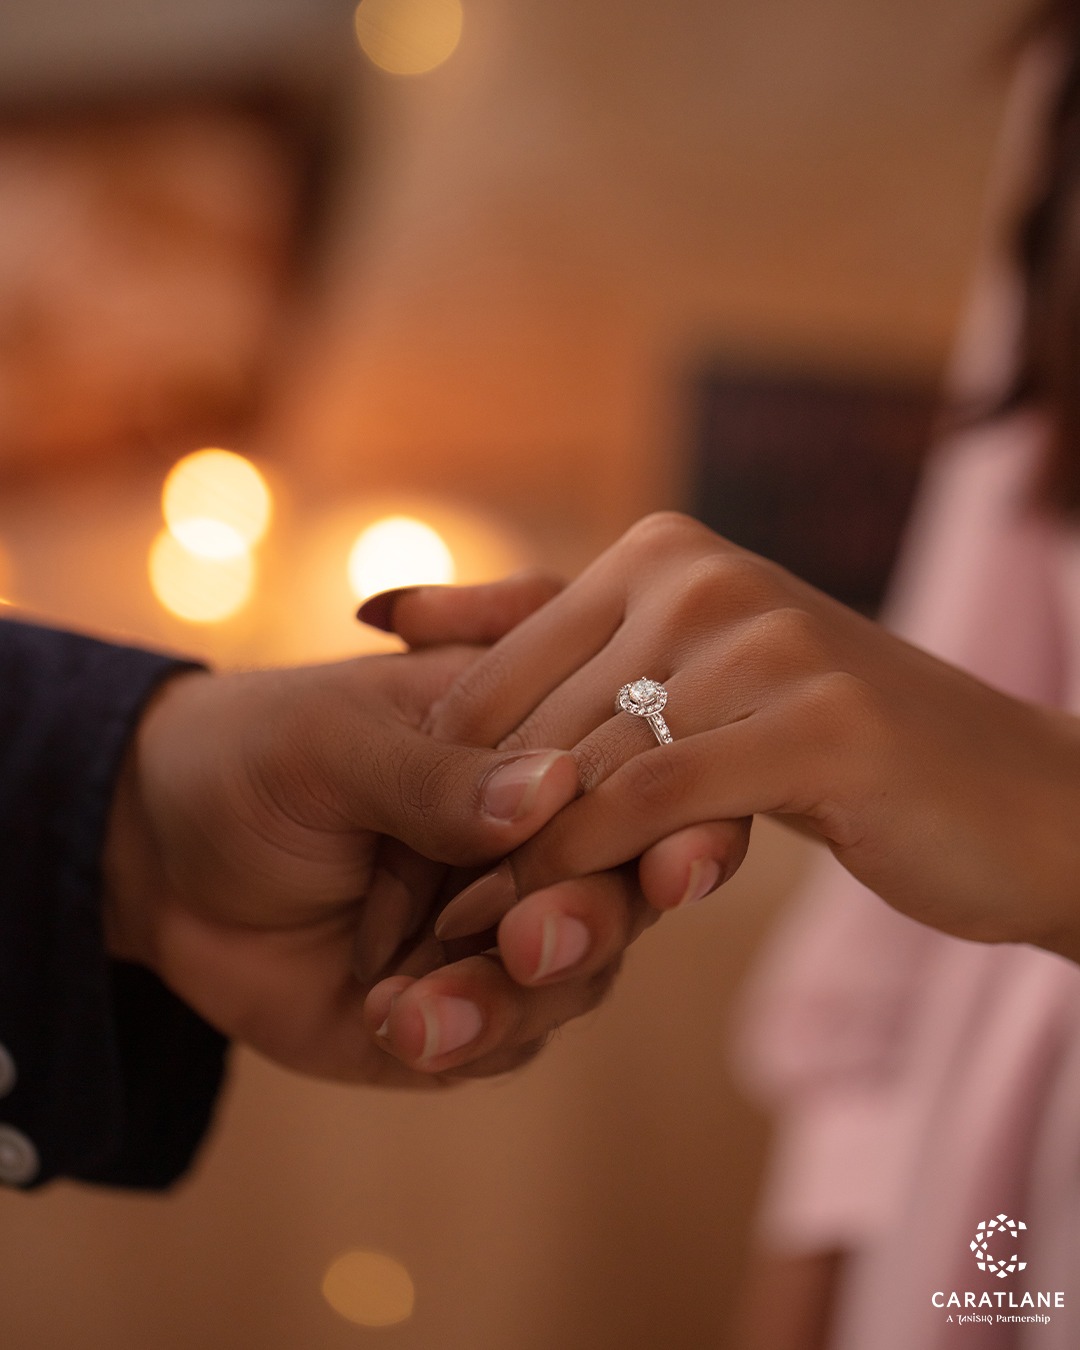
103,645,588,1086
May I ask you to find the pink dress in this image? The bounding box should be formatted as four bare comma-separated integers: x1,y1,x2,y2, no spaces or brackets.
737,409,1080,1348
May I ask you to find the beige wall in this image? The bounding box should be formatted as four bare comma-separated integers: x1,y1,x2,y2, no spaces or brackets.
268,0,1025,539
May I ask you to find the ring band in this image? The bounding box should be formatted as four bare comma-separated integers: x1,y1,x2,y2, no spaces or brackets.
616,677,673,746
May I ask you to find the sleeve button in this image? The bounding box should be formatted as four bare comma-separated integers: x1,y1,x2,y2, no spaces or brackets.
0,1125,40,1186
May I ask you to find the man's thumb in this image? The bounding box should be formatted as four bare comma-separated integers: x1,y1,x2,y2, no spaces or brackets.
370,738,580,866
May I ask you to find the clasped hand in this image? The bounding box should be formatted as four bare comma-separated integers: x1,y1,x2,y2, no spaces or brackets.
105,512,1080,1093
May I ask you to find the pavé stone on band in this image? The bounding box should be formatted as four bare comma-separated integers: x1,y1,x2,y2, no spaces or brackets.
616,677,673,746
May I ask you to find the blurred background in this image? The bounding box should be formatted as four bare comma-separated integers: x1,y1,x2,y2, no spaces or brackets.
0,0,1028,1345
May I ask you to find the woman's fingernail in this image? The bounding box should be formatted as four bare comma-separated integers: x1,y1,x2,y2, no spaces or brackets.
481,750,567,822
534,915,590,981
678,857,722,907
435,864,518,940
371,991,400,1039
356,587,420,632
419,996,483,1062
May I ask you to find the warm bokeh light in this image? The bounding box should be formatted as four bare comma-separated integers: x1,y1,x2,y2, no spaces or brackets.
321,1250,415,1327
167,517,248,561
354,0,463,75
347,514,456,601
148,527,255,624
273,497,527,663
162,448,272,557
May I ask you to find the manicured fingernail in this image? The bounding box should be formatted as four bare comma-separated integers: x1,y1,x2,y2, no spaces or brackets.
356,587,420,632
534,915,590,980
678,857,722,907
372,991,400,1039
481,750,567,822
435,863,518,940
420,996,483,1062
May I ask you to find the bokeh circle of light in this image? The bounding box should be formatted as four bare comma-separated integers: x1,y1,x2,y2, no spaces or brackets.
148,527,255,624
162,448,272,557
354,0,463,75
347,515,455,601
321,1250,415,1327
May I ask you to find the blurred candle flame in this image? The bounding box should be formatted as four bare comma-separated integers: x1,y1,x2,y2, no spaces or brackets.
347,514,456,601
162,448,272,554
148,527,255,624
151,448,270,623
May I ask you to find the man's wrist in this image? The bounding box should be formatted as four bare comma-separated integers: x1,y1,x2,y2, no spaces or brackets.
100,670,203,971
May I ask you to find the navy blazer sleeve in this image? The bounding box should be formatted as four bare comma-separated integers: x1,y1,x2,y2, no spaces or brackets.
0,619,228,1190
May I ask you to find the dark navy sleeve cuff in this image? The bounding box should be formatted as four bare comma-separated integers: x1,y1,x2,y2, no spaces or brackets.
0,619,228,1189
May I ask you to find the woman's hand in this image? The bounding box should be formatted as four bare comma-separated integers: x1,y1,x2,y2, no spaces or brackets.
102,645,615,1086
380,514,1080,963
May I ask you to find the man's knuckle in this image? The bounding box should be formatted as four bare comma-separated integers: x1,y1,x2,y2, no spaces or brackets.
426,655,507,743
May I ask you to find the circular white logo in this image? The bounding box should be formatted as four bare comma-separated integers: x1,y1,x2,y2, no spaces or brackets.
970,1214,1027,1279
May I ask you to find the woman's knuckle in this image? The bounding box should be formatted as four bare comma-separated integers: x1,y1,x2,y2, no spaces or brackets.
624,748,682,808
671,556,725,616
759,605,827,662
573,736,618,793
709,550,783,611
806,670,885,741
625,510,705,558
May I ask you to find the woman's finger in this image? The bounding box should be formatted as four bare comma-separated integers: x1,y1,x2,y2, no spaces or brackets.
423,577,625,747
364,947,621,1075
357,571,566,648
418,527,706,747
494,866,655,986
430,692,836,941
515,699,827,886
366,870,654,1074
637,819,753,910
494,602,838,791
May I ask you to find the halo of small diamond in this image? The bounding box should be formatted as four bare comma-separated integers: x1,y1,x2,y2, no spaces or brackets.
617,678,668,717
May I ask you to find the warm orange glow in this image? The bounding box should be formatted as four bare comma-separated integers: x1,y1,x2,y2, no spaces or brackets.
354,0,463,75
272,498,528,664
162,449,271,558
148,527,254,624
347,515,456,602
321,1250,415,1327
0,539,12,605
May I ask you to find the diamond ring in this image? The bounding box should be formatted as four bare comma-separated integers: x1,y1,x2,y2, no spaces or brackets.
616,677,673,746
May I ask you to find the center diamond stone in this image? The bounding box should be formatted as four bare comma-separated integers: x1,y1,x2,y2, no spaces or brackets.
629,679,656,706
